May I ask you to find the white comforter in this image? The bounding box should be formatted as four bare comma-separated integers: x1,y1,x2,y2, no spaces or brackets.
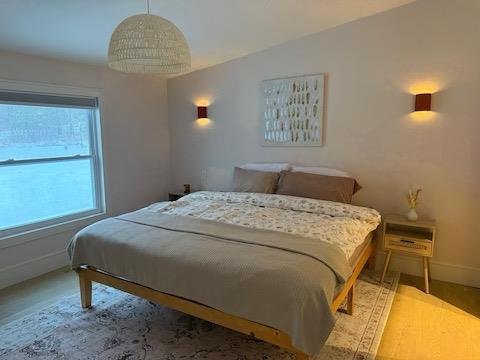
148,191,381,259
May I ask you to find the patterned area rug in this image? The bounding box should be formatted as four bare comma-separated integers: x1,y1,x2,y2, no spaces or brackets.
0,270,398,360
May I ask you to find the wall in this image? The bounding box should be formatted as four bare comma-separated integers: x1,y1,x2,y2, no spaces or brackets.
168,0,480,287
0,51,170,288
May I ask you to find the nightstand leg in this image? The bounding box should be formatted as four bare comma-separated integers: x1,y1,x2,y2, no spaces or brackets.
423,256,430,294
380,250,392,283
427,257,432,281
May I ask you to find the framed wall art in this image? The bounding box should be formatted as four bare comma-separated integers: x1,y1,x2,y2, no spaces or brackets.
261,74,325,147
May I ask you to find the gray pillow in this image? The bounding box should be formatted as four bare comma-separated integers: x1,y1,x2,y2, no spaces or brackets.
232,167,280,194
276,171,360,203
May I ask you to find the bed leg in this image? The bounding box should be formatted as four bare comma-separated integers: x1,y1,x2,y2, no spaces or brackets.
295,351,310,360
78,271,92,308
347,283,355,315
367,253,376,271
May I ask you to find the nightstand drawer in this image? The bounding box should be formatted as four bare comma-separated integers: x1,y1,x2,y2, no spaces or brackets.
385,234,433,256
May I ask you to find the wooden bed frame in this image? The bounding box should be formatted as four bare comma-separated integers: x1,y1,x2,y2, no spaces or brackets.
76,237,376,360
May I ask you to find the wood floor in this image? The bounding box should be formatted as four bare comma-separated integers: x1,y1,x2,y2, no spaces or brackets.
0,267,77,327
377,274,480,360
0,268,479,359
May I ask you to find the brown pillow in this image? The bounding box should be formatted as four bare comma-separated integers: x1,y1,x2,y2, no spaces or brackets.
232,167,279,194
276,171,360,203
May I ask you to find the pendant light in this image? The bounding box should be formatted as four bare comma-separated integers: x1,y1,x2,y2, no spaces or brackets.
108,0,191,74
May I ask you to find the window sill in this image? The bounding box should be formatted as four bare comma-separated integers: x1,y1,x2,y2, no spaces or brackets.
0,212,107,249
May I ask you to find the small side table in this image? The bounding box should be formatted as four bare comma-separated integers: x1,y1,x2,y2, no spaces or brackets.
168,192,189,201
381,215,436,293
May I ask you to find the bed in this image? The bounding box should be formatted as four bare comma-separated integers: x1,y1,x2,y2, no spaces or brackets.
68,191,381,359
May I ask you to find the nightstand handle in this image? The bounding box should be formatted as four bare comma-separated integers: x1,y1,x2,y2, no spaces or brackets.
400,239,415,244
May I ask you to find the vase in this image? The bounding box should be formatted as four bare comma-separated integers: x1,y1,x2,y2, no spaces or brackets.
407,208,418,221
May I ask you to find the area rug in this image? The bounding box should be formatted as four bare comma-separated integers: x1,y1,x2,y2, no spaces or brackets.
0,270,398,360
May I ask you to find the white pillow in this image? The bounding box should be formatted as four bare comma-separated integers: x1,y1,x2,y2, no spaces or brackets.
291,165,350,178
201,167,233,191
240,163,291,173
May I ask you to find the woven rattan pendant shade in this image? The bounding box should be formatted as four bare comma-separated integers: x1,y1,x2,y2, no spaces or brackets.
108,14,190,74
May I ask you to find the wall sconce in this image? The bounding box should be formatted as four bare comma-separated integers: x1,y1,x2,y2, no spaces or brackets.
414,93,432,112
197,106,208,119
196,106,210,126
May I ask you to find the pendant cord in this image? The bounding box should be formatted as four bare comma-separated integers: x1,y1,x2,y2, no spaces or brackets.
146,0,150,14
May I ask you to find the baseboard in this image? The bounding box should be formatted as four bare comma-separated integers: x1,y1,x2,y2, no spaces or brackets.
0,249,69,289
375,251,480,288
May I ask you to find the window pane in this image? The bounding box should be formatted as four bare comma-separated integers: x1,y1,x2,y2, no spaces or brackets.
0,159,96,230
0,104,91,161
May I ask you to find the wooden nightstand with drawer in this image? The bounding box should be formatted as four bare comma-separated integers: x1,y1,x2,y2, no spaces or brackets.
381,215,436,293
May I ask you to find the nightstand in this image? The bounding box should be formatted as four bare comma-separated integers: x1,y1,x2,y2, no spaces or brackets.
168,192,188,201
381,215,436,293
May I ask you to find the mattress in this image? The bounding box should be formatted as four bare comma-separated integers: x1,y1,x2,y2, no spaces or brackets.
349,231,373,266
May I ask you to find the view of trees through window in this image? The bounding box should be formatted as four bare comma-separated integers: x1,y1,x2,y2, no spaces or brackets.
0,104,91,160
0,103,99,231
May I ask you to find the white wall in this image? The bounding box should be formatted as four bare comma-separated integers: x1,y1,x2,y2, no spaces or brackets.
168,0,480,287
0,51,170,288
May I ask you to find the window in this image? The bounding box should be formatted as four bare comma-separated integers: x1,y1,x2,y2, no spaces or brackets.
0,89,105,236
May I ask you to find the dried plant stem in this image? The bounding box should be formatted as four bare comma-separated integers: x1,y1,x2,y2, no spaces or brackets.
405,188,422,209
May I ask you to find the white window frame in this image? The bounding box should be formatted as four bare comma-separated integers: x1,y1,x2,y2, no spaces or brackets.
0,80,106,242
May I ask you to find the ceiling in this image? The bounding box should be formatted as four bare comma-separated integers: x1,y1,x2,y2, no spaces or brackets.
0,0,415,74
